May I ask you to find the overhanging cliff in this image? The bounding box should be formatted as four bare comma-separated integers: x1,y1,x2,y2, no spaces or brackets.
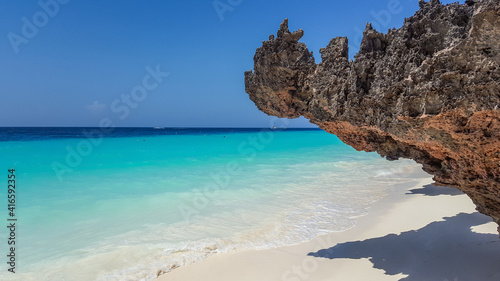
244,0,500,232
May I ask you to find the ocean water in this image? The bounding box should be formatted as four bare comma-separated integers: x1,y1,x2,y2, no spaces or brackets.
0,127,421,281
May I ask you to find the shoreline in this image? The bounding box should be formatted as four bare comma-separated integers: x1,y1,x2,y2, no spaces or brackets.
158,169,500,281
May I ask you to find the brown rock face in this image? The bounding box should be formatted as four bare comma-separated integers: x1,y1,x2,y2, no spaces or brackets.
245,0,500,232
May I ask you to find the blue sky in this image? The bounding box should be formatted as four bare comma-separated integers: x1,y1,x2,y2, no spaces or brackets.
0,0,461,127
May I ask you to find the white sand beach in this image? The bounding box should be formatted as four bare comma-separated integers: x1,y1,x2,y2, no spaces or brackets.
158,171,500,281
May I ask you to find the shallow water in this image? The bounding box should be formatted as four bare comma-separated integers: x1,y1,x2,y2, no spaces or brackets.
0,127,420,280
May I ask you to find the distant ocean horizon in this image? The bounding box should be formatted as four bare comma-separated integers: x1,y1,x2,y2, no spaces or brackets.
0,127,421,280
0,127,319,141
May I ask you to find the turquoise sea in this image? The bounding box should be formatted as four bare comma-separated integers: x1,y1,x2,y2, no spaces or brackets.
0,127,421,281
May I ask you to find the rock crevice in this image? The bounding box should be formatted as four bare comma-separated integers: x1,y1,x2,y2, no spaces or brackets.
244,0,500,231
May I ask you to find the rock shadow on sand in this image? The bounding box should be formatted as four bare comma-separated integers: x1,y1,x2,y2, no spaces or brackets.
308,212,500,281
406,184,464,197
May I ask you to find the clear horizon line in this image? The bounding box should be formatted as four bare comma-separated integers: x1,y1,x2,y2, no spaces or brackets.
0,126,320,129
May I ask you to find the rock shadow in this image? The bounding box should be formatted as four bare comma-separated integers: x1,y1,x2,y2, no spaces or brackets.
308,213,500,281
407,184,464,196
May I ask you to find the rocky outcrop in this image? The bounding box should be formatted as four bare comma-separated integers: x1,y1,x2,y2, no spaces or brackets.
244,0,500,233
